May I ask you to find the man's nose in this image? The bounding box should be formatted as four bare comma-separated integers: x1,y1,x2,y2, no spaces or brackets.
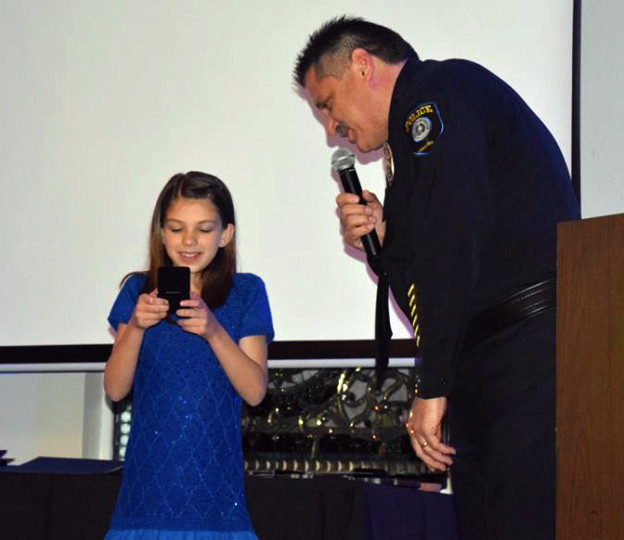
323,112,340,137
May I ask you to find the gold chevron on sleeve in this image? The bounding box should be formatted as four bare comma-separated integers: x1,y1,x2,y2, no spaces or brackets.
407,283,421,349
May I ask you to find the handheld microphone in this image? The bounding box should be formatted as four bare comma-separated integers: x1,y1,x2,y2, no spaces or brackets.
331,148,382,261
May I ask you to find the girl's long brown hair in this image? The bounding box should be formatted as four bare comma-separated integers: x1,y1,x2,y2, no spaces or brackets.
129,171,237,309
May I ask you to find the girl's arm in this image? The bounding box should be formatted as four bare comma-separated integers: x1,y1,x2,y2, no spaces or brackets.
104,322,144,402
178,294,268,406
104,290,168,402
208,328,268,406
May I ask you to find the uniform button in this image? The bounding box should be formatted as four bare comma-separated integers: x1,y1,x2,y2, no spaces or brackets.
440,377,447,385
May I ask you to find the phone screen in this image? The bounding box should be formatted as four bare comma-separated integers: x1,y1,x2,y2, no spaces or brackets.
157,266,190,314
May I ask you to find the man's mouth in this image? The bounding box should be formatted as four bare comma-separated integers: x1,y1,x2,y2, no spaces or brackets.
336,124,349,137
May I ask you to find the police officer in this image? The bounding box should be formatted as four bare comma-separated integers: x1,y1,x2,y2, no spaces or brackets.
294,16,579,540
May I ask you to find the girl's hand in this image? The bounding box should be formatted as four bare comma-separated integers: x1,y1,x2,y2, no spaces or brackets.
130,289,169,330
177,292,220,340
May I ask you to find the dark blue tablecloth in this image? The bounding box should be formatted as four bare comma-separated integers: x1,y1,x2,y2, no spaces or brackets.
0,458,459,540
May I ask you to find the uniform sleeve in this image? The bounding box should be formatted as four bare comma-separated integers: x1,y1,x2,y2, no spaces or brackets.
404,95,493,398
107,274,146,331
239,275,275,344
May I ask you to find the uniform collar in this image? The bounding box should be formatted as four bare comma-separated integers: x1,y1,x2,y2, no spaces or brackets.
389,57,425,126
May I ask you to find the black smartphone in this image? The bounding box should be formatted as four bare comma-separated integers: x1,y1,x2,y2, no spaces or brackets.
157,266,190,314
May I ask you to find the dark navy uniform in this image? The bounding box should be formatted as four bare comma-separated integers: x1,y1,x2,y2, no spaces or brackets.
381,57,579,539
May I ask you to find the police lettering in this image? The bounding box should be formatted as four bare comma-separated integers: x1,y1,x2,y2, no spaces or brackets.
404,104,434,131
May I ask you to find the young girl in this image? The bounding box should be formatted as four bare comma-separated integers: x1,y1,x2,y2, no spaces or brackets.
104,171,273,539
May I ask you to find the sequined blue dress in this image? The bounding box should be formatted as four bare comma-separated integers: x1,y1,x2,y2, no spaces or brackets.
105,273,274,540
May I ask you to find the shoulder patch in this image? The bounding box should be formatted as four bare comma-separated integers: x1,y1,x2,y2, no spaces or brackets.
403,101,444,155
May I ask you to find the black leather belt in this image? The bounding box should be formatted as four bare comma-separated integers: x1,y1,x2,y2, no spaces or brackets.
462,278,556,353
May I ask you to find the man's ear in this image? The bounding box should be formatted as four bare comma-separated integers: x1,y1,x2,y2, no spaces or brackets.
219,223,235,247
350,48,374,80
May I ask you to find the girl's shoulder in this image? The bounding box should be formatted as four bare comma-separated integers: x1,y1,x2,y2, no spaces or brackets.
108,272,148,330
229,272,274,340
120,272,148,296
232,272,265,288
229,272,269,303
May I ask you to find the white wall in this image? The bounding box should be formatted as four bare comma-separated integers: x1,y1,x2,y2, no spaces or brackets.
0,373,83,464
580,0,624,218
0,371,113,465
0,0,573,463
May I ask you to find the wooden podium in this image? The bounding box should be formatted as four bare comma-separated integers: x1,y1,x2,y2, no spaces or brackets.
557,213,624,539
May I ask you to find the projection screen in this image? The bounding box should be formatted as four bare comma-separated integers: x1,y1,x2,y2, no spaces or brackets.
0,1,574,348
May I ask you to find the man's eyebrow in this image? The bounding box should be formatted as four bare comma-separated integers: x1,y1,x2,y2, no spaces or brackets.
315,98,329,110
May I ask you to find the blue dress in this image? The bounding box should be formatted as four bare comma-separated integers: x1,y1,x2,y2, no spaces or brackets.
105,273,274,540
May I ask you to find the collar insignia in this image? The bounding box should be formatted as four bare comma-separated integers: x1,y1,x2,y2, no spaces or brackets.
383,142,395,186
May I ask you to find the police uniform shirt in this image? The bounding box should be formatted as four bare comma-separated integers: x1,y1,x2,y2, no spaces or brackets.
381,57,579,399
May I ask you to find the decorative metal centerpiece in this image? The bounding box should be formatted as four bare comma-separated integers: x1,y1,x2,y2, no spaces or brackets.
242,367,427,477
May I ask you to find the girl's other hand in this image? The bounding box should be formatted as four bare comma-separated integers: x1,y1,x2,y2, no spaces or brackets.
177,292,219,340
130,289,169,330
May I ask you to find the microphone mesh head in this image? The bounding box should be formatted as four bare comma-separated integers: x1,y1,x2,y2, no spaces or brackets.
330,148,355,172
